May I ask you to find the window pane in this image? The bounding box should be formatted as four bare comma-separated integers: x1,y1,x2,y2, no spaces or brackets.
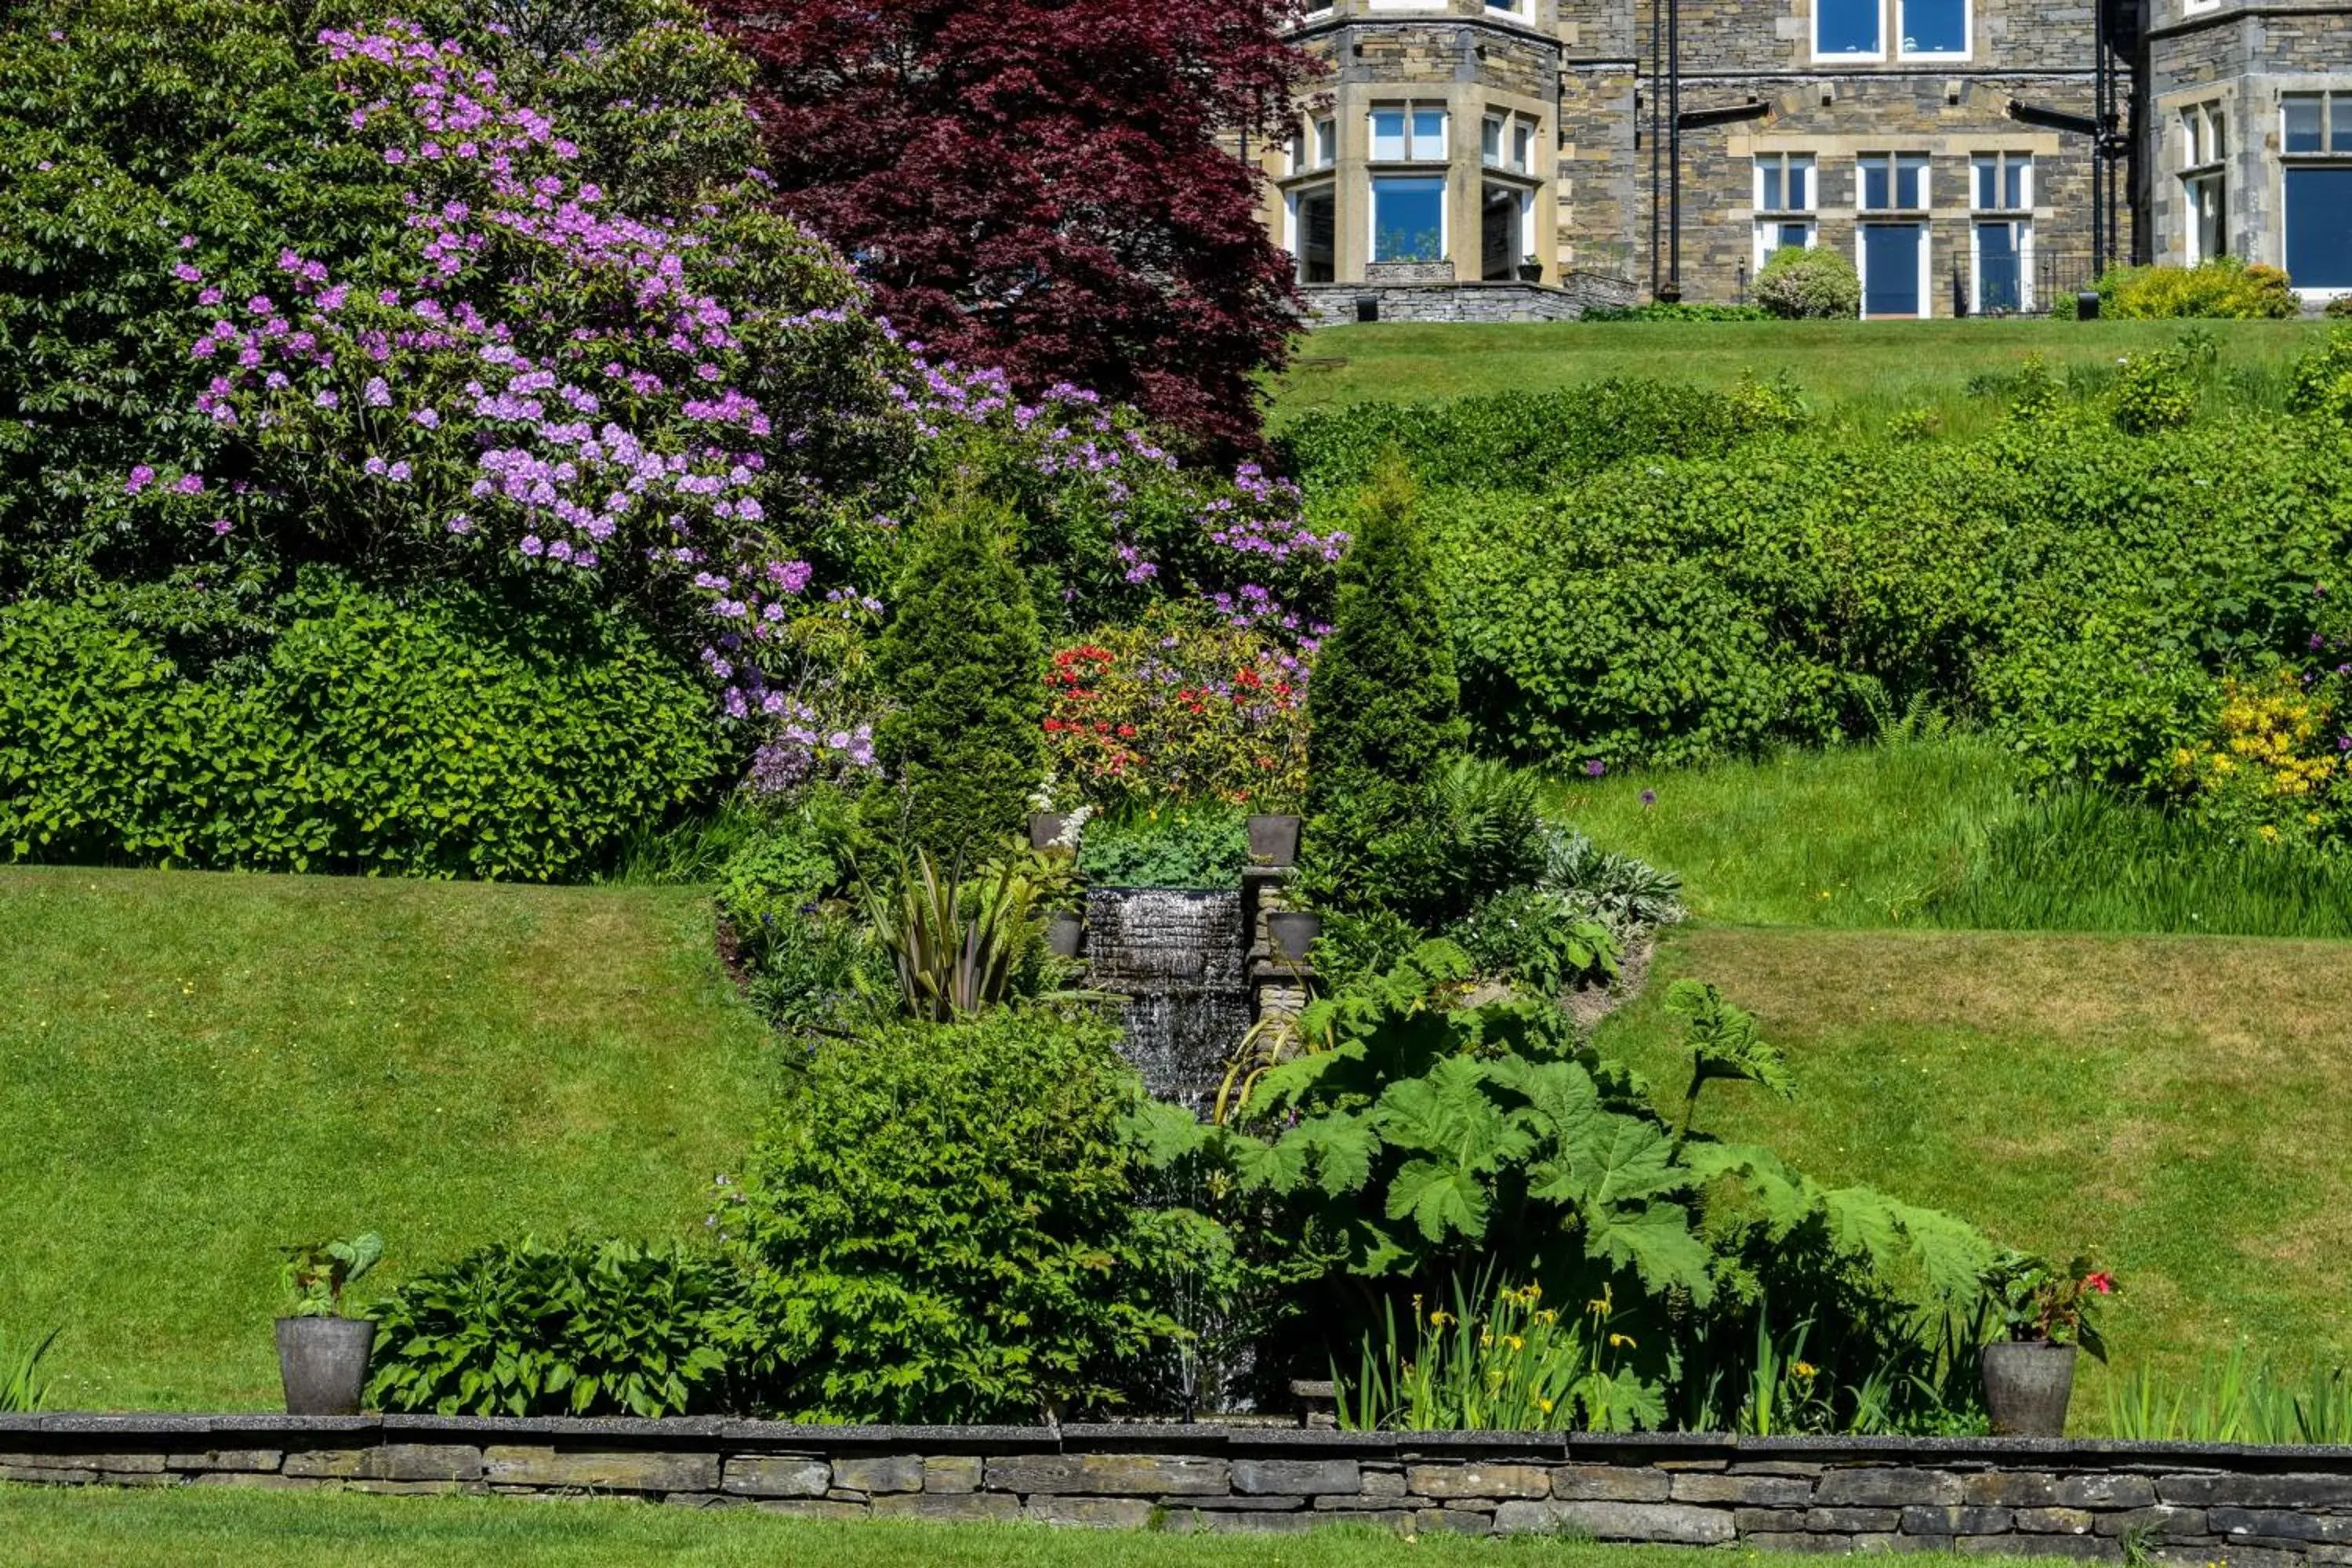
1315,119,1334,166
1979,221,2020,311
2285,97,2323,154
1863,158,1890,210
2005,157,2027,210
1483,117,1502,165
1864,223,1923,316
2287,168,2352,289
1791,158,1813,210
1817,0,1882,54
1760,160,1784,212
1779,222,1813,251
1900,0,1967,54
1974,156,1995,209
2335,98,2352,153
1373,176,1446,262
1413,108,1446,156
1896,154,1928,209
1514,123,1534,171
1372,108,1406,161
2212,110,2227,158
1296,188,1336,284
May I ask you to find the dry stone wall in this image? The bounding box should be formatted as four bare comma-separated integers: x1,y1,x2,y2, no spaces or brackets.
10,1415,2352,1556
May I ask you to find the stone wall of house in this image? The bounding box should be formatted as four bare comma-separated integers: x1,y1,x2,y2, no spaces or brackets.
1301,274,1639,324
12,1416,2352,1554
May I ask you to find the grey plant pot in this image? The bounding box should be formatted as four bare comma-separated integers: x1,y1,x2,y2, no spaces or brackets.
277,1316,375,1417
1247,815,1301,867
1981,1340,2076,1437
1046,910,1085,960
1029,812,1071,851
1267,911,1322,963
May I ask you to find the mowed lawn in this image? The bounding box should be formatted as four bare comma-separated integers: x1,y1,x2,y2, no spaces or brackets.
1596,924,2352,1414
0,1484,2063,1568
1265,318,2328,427
0,867,771,1411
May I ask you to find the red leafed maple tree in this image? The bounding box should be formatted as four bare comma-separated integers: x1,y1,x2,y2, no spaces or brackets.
698,0,1320,456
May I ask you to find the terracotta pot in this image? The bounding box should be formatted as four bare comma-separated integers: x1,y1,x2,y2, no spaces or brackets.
277,1316,375,1417
1980,1340,2077,1437
1029,811,1071,851
1267,911,1322,963
1046,910,1085,960
1247,814,1302,867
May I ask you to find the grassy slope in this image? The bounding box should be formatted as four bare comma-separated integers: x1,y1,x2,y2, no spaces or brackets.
1266,318,2325,432
0,867,771,1411
1595,925,2352,1411
0,1485,2050,1568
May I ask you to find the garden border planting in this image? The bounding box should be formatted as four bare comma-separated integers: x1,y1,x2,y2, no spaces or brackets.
5,1416,2352,1557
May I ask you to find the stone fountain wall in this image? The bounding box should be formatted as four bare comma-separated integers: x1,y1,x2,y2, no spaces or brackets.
1081,888,1251,1117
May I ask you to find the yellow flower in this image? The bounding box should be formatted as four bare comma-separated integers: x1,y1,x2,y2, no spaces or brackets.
1429,1309,1454,1327
1538,1398,1555,1414
1793,1360,1818,1379
1609,1333,1637,1350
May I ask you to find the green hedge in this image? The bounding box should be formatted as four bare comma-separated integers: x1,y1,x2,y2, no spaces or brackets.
0,589,722,880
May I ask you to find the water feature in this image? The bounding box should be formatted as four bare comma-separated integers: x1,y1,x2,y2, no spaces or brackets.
1083,887,1251,1118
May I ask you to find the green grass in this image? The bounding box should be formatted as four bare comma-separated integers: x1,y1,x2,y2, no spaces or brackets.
0,867,771,1412
1548,738,2352,940
0,1483,2058,1567
1595,924,2352,1417
1267,318,2328,436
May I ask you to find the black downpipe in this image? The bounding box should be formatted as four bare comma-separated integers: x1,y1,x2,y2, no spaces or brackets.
1663,0,1683,302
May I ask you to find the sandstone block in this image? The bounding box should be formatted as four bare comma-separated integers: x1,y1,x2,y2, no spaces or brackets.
281,1450,365,1479
833,1455,923,1495
2017,1508,2098,1534
1410,1462,1550,1499
481,1446,720,1494
359,1444,482,1483
2211,1508,2352,1544
1807,1508,1904,1533
1551,1464,1671,1501
169,1450,285,1473
2096,1506,2207,1541
2161,1474,2352,1509
1233,1457,1359,1496
1903,1505,2014,1536
721,1457,829,1499
1672,1472,1813,1507
1495,1499,1736,1544
1024,1496,1157,1528
1816,1468,1963,1508
872,1490,1022,1521
2054,1475,2155,1510
985,1453,1228,1497
924,1455,982,1494
1362,1468,1409,1498
1966,1474,2060,1508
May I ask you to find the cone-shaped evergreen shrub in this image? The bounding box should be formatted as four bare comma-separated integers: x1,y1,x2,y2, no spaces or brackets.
869,491,1046,866
1300,458,1472,920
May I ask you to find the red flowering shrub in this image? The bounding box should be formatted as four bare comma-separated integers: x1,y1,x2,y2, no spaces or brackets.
1044,604,1307,810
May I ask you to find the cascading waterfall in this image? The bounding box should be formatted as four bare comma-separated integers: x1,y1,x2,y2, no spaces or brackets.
1083,887,1252,1119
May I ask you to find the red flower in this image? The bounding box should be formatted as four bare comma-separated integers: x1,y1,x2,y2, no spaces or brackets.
2084,1272,2117,1295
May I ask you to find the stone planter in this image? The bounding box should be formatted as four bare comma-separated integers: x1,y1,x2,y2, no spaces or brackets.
1247,814,1301,867
1267,911,1322,963
276,1316,375,1417
1981,1340,2077,1436
1517,262,1543,283
1029,811,1073,851
1046,910,1085,960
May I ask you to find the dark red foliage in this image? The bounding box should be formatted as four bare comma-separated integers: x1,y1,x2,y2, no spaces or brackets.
699,0,1319,456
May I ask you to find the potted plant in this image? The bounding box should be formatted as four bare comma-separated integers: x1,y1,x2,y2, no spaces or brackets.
277,1232,383,1416
1247,812,1301,867
1266,909,1321,962
1047,909,1086,958
1517,257,1544,283
1980,1250,2115,1436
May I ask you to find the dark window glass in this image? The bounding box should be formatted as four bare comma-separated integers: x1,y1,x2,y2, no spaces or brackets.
1778,221,1813,251
1978,221,2021,312
1373,176,1446,263
1818,0,1882,54
1761,160,1784,212
2285,98,2324,154
2287,168,2352,289
1863,158,1892,210
1864,223,1923,315
1896,154,1928,209
1297,188,1335,285
2335,98,2352,153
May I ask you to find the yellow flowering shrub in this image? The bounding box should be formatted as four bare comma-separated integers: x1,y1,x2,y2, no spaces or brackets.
2169,667,2350,848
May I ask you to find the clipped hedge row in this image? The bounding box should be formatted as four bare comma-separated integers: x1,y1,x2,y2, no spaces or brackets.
1432,410,2352,784
0,589,723,880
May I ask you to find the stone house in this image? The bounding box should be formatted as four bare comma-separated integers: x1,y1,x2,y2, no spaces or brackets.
1258,0,2352,318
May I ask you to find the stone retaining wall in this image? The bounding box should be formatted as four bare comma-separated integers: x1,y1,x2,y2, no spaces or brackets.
6,1416,2352,1557
1301,274,1638,325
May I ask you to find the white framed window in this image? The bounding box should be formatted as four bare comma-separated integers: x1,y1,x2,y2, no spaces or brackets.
1485,0,1533,16
1815,0,1884,60
1859,221,1930,318
2180,102,2227,265
1371,175,1447,263
1288,184,1336,285
2183,0,2220,13
1898,0,1970,58
1755,219,1818,270
1973,219,2032,314
1858,151,1932,212
1971,152,2031,211
2283,94,2352,296
1755,153,1817,214
1309,117,1335,170
1482,112,1538,173
1370,103,1448,163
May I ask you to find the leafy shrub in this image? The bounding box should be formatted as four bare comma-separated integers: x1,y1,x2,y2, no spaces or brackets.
2165,666,2350,849
2289,325,2352,426
2330,296,2352,320
710,804,891,1035
368,1236,742,1418
1079,804,1250,888
1044,604,1308,811
1583,303,1773,323
2111,347,2200,434
868,492,1047,869
2098,256,2298,320
1755,246,1860,320
735,1006,1187,1422
1300,463,1472,923
0,588,720,880
1446,887,1619,994
1275,379,1773,499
